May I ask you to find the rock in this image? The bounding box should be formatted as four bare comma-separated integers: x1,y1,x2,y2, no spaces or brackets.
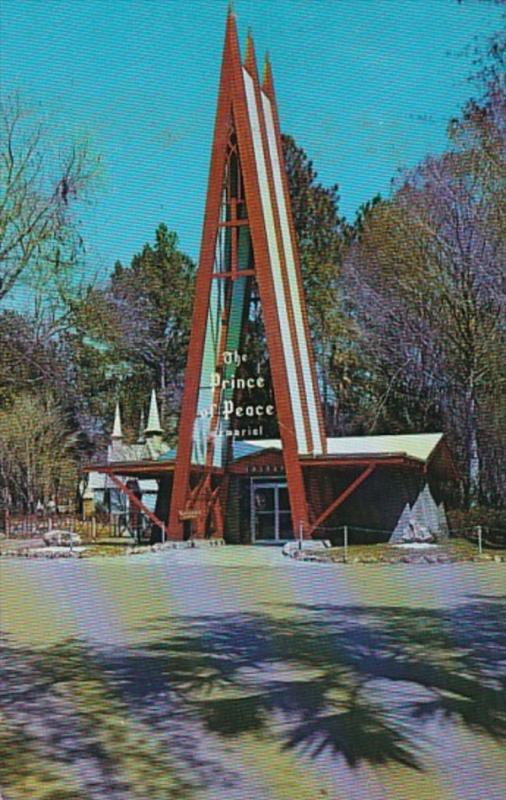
43,529,82,548
400,521,435,544
282,541,330,556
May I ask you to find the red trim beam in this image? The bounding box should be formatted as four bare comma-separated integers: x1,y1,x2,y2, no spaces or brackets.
107,472,168,540
308,464,376,536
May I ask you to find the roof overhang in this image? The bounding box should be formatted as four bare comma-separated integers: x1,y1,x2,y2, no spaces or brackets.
84,461,175,479
299,453,425,469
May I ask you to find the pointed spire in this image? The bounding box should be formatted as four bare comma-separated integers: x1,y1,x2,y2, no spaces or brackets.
244,27,257,75
144,389,163,437
111,401,122,440
262,51,274,98
137,408,146,444
225,2,238,46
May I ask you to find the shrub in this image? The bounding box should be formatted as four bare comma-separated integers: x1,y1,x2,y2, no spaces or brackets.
448,507,506,547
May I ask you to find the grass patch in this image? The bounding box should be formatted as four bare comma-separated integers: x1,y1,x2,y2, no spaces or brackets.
311,538,506,563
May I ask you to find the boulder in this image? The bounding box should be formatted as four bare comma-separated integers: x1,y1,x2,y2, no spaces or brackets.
43,529,82,548
400,521,435,544
282,540,331,556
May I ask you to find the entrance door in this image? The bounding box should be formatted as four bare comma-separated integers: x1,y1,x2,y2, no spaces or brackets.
251,482,293,542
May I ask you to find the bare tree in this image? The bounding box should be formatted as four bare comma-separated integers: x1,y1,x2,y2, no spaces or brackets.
344,143,506,506
0,94,100,303
0,392,77,511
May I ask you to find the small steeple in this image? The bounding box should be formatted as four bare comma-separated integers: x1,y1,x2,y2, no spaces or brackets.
262,52,274,98
144,389,163,437
244,27,257,74
111,401,122,440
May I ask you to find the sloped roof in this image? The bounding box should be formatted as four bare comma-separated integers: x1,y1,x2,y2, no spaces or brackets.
87,472,159,492
108,443,147,462
325,433,444,462
108,438,169,463
236,433,444,463
158,433,444,465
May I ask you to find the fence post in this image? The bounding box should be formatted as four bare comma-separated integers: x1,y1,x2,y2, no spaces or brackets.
92,516,97,541
343,525,348,563
299,521,304,551
477,525,483,556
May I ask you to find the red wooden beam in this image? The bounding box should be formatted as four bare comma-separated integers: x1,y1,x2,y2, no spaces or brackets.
169,11,313,538
236,28,310,532
107,473,168,541
308,464,376,536
168,12,237,539
301,456,423,468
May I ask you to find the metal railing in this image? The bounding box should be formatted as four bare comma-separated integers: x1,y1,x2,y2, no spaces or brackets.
297,520,506,561
0,510,160,544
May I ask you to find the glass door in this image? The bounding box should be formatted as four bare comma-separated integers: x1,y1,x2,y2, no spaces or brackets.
251,482,293,542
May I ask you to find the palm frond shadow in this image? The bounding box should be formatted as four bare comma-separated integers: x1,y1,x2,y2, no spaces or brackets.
1,595,505,795
132,596,506,770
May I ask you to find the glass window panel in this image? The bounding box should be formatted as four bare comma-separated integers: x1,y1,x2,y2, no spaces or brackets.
229,151,239,198
278,487,290,511
214,227,232,273
254,487,275,512
238,226,253,271
278,513,294,540
256,513,276,541
193,275,252,468
220,187,229,223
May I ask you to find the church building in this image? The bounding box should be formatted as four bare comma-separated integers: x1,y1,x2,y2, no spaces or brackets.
87,11,457,545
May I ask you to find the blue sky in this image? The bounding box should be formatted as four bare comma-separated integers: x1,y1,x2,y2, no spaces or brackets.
1,0,503,283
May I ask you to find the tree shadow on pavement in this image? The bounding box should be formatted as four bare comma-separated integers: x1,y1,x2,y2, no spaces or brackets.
132,595,505,768
0,636,198,800
1,594,505,798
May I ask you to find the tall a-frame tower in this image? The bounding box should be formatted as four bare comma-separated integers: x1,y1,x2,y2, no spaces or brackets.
168,11,326,539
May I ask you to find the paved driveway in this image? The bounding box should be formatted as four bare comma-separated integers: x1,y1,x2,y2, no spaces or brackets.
1,547,505,799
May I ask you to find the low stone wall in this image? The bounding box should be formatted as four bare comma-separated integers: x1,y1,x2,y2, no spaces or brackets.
0,538,226,559
287,549,506,564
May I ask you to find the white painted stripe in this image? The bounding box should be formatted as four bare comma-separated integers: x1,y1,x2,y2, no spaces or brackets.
243,69,308,454
261,92,323,454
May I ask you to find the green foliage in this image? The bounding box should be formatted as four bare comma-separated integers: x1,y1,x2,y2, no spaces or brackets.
447,506,506,538
106,223,195,437
282,134,363,432
57,224,195,447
